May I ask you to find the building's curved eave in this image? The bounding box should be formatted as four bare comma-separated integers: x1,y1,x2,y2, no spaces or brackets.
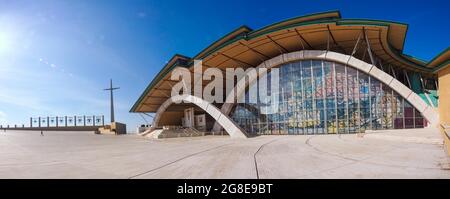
432,60,450,73
192,25,253,60
247,10,341,37
131,11,345,112
401,53,428,65
129,54,190,112
130,12,447,112
192,19,429,72
428,47,450,67
191,10,342,63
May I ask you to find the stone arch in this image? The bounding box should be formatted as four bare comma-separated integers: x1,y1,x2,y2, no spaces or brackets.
151,95,247,138
213,50,439,132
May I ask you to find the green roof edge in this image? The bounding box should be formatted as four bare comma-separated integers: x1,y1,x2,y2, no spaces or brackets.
130,11,445,113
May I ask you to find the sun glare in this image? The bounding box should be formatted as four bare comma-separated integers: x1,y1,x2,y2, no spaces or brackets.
0,19,20,55
0,31,14,54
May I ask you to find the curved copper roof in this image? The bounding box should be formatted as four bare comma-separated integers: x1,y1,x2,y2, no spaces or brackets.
131,11,449,113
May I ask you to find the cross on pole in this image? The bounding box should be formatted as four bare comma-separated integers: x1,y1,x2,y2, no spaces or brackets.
104,79,120,123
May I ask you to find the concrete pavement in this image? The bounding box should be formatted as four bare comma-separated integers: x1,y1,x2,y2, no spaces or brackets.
0,129,449,178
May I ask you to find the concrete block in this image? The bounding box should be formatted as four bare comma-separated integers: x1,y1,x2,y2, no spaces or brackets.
196,99,209,110
303,50,327,60
111,122,127,135
153,114,161,123
160,100,172,110
217,116,246,138
170,95,184,104
189,95,205,105
215,115,227,129
389,78,412,99
206,104,222,120
265,54,284,69
421,107,439,127
347,57,373,73
369,66,393,85
325,51,350,65
257,61,268,69
228,126,247,138
407,92,428,113
284,51,304,62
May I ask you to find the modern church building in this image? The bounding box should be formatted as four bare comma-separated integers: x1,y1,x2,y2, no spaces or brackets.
131,11,449,143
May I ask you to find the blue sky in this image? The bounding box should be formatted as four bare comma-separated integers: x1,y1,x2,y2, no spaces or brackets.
0,0,448,131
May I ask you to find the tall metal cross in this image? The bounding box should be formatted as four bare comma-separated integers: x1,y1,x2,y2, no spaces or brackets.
103,79,120,123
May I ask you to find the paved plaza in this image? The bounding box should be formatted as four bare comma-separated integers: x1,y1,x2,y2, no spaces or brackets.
0,129,449,179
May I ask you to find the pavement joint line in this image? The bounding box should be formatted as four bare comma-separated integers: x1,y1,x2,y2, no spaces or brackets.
0,161,65,167
253,138,281,179
337,134,405,150
305,135,360,162
309,134,446,171
298,137,407,178
355,137,447,170
127,143,233,179
2,130,449,178
2,135,36,154
301,147,414,178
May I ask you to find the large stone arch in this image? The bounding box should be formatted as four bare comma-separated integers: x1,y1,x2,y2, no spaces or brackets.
213,50,439,132
151,95,247,138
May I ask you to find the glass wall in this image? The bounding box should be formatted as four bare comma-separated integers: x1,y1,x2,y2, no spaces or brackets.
230,60,427,136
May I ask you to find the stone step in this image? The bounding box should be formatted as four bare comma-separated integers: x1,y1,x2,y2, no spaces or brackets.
144,128,205,139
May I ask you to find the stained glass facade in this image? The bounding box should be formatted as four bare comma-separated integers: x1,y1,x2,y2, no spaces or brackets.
231,60,427,135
